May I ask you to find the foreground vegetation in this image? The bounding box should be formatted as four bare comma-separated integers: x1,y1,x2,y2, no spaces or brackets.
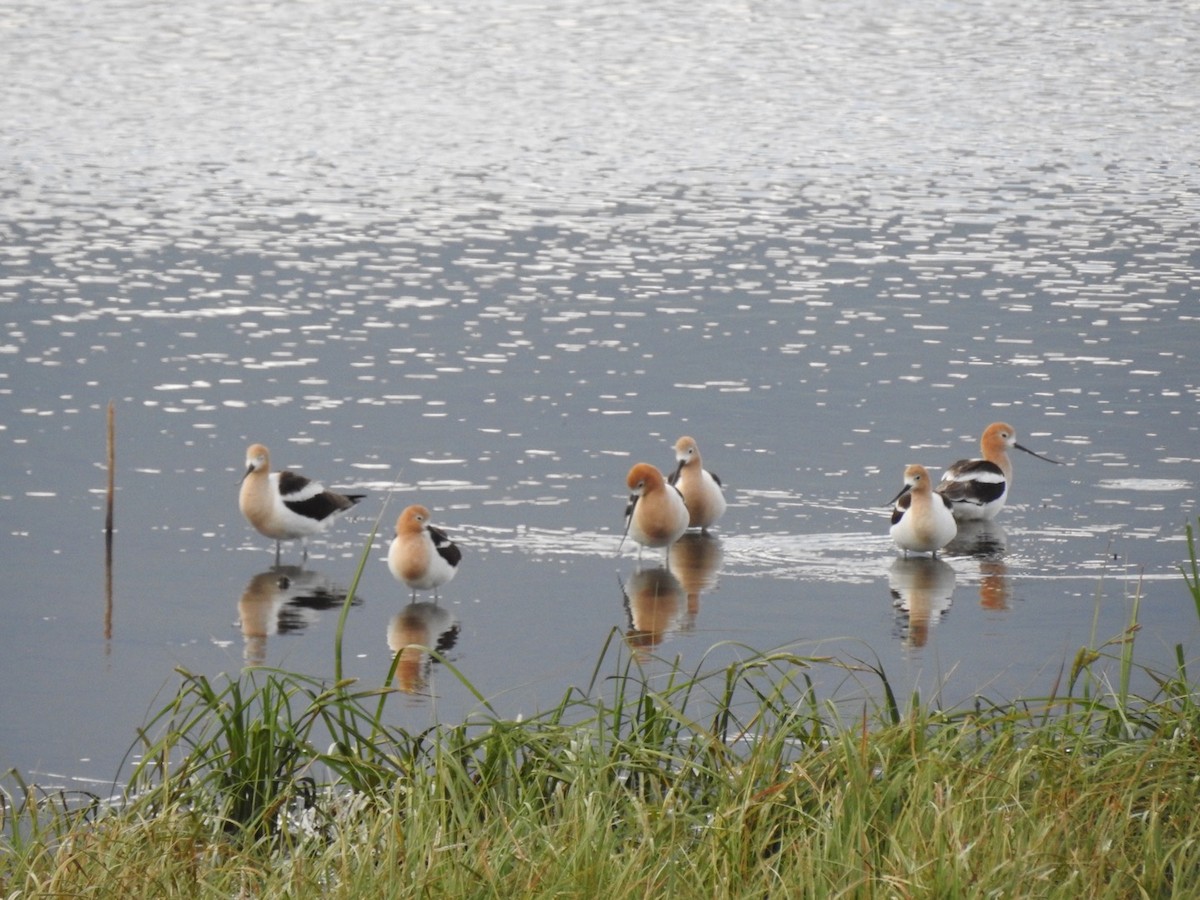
4,522,1200,897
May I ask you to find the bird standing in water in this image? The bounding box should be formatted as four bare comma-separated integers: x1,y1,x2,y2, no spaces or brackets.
387,504,462,600
668,436,727,531
889,464,957,557
937,422,1060,521
620,462,690,558
239,443,364,563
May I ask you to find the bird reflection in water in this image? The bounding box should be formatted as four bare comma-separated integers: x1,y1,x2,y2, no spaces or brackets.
946,519,1007,558
888,557,956,649
620,566,685,656
387,603,460,696
667,531,723,630
238,566,360,665
945,520,1011,612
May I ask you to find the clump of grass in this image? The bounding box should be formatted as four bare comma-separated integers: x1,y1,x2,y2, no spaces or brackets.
4,520,1200,896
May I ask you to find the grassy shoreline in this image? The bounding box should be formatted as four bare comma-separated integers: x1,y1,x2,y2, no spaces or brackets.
4,523,1200,897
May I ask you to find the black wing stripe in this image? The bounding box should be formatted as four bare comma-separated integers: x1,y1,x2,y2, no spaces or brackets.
428,525,463,567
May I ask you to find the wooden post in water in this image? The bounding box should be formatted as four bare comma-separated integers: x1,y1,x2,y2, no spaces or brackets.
106,401,115,538
105,401,115,641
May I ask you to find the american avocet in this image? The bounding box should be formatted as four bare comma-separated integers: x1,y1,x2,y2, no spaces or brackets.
619,462,690,557
239,443,365,562
889,464,957,557
936,422,1061,521
668,436,727,531
387,505,462,600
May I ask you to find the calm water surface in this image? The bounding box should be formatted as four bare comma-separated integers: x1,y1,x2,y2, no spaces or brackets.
2,0,1198,787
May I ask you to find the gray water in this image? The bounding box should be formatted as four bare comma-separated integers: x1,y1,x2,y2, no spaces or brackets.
2,0,1198,788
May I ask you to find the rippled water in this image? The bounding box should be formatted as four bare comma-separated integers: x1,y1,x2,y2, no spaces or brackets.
2,0,1198,786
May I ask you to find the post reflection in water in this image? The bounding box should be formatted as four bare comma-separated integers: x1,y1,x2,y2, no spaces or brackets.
237,566,359,665
946,520,1012,612
387,603,460,696
667,532,724,630
620,566,685,656
888,557,956,649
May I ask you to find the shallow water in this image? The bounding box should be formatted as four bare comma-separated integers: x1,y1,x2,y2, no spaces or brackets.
2,0,1198,786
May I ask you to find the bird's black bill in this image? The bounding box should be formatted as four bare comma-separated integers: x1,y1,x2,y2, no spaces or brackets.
1014,442,1062,465
617,493,638,555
